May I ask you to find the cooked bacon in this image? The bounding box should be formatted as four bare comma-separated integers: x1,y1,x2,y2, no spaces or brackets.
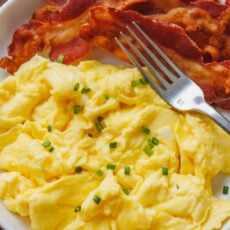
34,0,97,23
49,37,92,63
0,0,97,73
190,0,228,18
197,81,215,103
215,98,230,110
168,54,230,105
118,0,162,15
0,22,43,73
150,6,229,62
119,0,186,13
46,0,68,6
81,7,202,59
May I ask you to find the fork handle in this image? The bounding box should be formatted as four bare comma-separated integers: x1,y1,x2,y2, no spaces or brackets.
197,103,230,133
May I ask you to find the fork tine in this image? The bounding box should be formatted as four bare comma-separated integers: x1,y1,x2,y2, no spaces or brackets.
114,37,164,96
126,25,178,84
132,21,185,78
119,31,170,90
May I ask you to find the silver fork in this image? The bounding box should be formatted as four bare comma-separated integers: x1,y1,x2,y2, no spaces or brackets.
115,21,230,133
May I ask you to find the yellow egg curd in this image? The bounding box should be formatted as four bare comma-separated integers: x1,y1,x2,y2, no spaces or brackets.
0,56,229,230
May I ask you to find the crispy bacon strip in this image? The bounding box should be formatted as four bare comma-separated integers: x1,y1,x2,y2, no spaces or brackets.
49,37,92,63
150,6,228,62
46,0,68,6
35,0,97,23
190,0,228,18
111,8,202,59
0,0,97,73
81,7,202,60
118,0,185,12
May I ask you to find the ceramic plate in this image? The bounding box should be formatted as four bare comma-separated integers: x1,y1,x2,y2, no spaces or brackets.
0,1,229,229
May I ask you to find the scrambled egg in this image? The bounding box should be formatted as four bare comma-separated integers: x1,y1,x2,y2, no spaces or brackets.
0,56,229,230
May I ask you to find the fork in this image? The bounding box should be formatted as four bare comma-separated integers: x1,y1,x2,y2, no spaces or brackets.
115,21,230,133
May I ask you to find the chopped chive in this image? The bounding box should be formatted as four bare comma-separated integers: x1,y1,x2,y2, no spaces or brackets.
122,188,129,195
81,87,91,94
176,184,179,189
93,195,101,204
47,125,52,132
144,145,153,156
124,166,131,175
104,95,109,100
42,140,51,148
152,137,159,145
148,138,154,149
141,126,150,134
97,116,104,122
223,186,229,195
147,137,159,148
96,169,104,176
74,205,81,212
95,121,104,133
147,138,154,148
162,167,168,176
49,146,54,152
109,142,117,149
131,78,147,87
88,133,93,138
75,166,83,173
74,83,80,91
73,105,80,115
57,55,64,63
107,164,116,170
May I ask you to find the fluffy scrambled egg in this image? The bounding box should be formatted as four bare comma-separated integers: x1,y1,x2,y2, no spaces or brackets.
0,56,229,230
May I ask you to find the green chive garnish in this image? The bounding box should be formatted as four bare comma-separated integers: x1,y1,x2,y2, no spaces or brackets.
147,137,159,148
124,166,130,175
104,95,109,100
107,164,116,170
131,78,147,87
144,137,160,156
74,205,81,212
74,83,80,91
49,147,54,152
162,167,168,176
147,138,154,148
81,87,91,94
109,142,117,149
152,137,159,145
47,125,52,132
57,55,64,63
122,188,129,195
96,169,104,176
144,145,153,156
93,195,101,204
95,121,104,132
73,105,80,115
176,184,179,189
42,140,51,148
75,166,83,173
141,126,150,134
223,186,229,195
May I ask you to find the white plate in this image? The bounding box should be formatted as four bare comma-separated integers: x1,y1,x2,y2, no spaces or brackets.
0,1,229,230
